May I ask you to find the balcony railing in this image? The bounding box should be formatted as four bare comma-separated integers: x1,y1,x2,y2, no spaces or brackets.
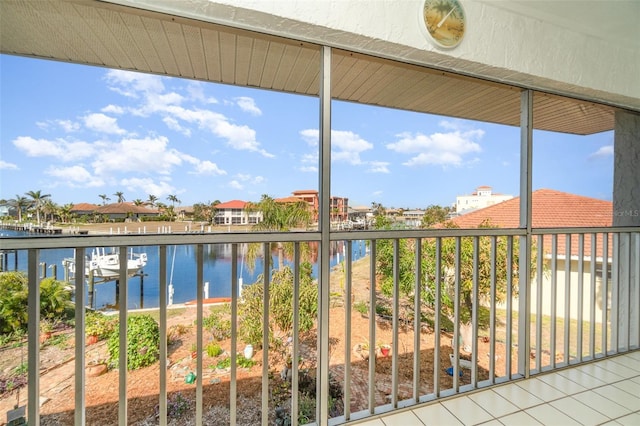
0,226,638,425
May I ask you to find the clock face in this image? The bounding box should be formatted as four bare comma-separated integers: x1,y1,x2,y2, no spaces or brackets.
422,0,466,49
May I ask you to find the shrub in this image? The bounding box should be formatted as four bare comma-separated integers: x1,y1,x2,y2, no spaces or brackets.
206,342,223,357
0,272,28,334
238,264,317,349
85,311,117,339
202,308,232,341
0,272,72,334
107,315,159,370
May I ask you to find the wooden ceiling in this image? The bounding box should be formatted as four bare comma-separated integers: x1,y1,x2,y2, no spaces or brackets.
1,0,615,135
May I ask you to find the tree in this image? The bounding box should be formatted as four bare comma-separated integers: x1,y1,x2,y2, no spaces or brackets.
59,203,74,223
238,263,317,349
133,199,145,206
146,194,158,207
167,194,180,207
41,199,58,223
98,194,110,205
245,195,312,271
114,192,125,203
10,195,30,222
371,201,386,217
25,189,51,225
376,220,535,350
420,204,453,228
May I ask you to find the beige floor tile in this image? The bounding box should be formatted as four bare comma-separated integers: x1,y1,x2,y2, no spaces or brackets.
525,404,581,425
612,378,640,398
597,359,639,378
575,363,625,384
594,384,640,411
572,390,632,419
412,403,464,425
609,355,640,372
549,396,609,426
492,383,544,409
468,390,520,418
538,373,587,395
516,378,566,402
441,396,493,425
380,410,424,426
558,367,607,388
616,412,640,426
353,418,386,426
498,411,542,425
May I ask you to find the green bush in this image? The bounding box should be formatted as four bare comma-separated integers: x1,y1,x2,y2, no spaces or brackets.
206,342,223,357
202,308,232,341
107,315,159,370
85,311,117,339
0,272,72,335
238,263,318,349
0,272,28,334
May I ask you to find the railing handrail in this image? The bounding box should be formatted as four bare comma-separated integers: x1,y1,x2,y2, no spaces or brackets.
2,225,639,250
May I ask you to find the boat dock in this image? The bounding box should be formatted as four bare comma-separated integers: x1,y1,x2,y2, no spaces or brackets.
0,222,63,234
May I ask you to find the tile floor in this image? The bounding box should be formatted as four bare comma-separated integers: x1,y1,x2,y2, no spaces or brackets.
354,351,640,425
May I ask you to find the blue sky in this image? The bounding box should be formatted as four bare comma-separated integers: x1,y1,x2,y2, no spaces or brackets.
1,54,614,209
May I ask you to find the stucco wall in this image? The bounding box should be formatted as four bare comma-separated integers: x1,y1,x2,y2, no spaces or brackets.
108,0,640,110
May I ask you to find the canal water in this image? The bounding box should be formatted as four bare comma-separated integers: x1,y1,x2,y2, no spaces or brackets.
0,230,368,311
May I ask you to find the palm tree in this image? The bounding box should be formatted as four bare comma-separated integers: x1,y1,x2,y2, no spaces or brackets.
98,194,110,205
146,194,158,207
167,194,180,207
114,192,125,203
41,199,58,223
245,194,312,271
10,195,30,222
133,199,145,206
59,203,74,223
25,190,51,225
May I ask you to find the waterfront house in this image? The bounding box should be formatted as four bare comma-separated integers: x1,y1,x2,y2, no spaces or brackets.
449,189,613,320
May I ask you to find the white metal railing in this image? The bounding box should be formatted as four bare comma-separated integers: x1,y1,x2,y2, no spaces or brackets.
1,226,638,425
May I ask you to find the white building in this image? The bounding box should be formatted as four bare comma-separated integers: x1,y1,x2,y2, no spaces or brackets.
456,186,513,214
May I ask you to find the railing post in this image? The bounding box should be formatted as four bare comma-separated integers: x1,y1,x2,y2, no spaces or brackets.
27,249,40,425
518,88,533,378
317,44,332,425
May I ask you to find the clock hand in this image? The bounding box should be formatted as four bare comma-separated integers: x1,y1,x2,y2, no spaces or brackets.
437,6,456,28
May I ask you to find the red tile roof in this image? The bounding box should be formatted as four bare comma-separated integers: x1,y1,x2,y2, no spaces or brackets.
71,203,100,212
95,202,158,214
449,189,613,259
275,196,304,203
215,200,247,209
292,189,318,195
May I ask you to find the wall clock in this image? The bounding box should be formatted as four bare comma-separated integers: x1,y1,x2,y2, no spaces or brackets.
422,0,466,49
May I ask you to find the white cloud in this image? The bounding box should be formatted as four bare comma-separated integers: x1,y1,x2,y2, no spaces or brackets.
45,165,104,187
120,177,176,199
92,136,182,176
387,129,483,167
83,113,126,135
235,96,262,116
57,119,81,132
102,104,124,114
164,106,273,157
300,129,373,165
13,136,96,161
300,129,319,146
163,116,191,136
590,145,613,158
0,160,19,170
367,161,390,173
105,70,272,157
105,69,165,98
187,82,218,104
229,180,243,190
190,160,226,176
299,166,318,172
